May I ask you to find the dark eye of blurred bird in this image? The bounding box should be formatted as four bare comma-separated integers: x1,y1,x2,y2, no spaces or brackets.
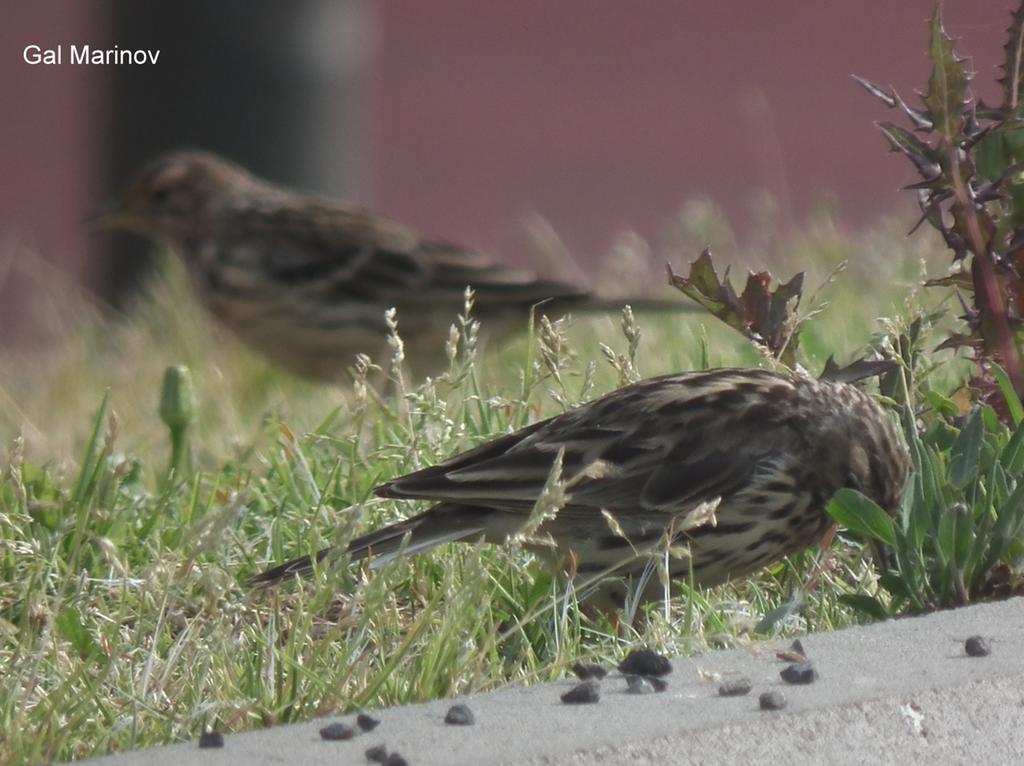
103,150,680,381
249,367,910,607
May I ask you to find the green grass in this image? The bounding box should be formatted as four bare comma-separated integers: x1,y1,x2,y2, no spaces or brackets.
0,210,974,765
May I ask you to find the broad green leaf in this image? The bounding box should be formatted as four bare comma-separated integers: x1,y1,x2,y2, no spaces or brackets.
995,419,1024,473
953,505,976,570
901,474,930,558
879,571,915,602
827,488,896,546
963,499,995,593
838,593,890,621
949,408,984,489
916,439,948,526
992,475,1024,557
936,505,959,568
1005,123,1024,153
992,462,1011,507
975,131,1008,180
924,389,961,418
991,363,1024,427
923,420,959,452
898,470,916,531
1010,180,1024,228
980,405,1001,435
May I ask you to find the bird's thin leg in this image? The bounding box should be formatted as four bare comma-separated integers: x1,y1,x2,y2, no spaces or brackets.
801,523,839,594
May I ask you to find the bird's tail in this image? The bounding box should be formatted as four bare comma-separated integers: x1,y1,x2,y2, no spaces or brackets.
246,504,486,587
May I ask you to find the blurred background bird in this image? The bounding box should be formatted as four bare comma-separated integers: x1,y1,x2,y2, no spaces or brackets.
249,367,910,607
102,150,682,381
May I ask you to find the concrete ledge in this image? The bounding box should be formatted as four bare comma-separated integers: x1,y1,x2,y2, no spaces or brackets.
83,599,1024,766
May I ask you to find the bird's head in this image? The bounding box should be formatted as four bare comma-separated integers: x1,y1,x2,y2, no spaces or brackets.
840,385,911,515
99,150,255,244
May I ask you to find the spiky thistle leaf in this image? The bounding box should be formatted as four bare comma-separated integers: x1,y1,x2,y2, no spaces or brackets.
1000,1,1024,113
924,7,969,141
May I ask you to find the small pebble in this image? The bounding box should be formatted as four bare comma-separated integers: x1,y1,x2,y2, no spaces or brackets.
383,754,409,766
759,690,786,710
964,635,991,657
357,713,380,732
618,648,672,677
198,731,224,749
561,679,601,704
319,722,356,741
365,745,389,763
572,662,608,680
780,661,818,685
718,677,753,697
444,703,475,725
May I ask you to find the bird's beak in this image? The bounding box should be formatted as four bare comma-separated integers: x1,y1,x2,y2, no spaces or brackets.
86,206,144,233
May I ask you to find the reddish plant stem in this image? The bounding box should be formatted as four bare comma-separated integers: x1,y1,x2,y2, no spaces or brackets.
948,144,1024,396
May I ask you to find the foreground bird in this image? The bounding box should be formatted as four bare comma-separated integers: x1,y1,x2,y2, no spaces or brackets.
250,368,910,605
104,150,672,380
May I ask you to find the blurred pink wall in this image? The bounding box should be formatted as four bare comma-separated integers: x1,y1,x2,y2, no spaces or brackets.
0,1,103,341
0,0,1011,344
374,1,1005,258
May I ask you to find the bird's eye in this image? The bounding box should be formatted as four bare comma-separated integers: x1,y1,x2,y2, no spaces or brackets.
845,472,863,491
151,186,171,205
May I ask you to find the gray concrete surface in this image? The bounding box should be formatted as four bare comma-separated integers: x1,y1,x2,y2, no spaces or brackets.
83,599,1024,766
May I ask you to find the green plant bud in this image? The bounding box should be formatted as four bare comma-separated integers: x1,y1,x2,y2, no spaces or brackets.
159,366,196,431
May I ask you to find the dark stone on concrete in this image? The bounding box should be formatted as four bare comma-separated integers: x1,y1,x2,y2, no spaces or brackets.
197,732,223,749
759,690,787,710
357,713,380,732
561,679,600,704
79,600,1024,766
618,648,672,677
718,677,753,697
964,635,991,657
780,661,818,685
319,722,356,741
444,704,475,725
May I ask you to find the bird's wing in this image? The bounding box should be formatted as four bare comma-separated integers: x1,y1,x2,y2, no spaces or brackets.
406,240,591,309
376,370,799,519
230,198,588,308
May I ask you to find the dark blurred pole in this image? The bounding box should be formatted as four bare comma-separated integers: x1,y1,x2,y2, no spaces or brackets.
101,0,375,301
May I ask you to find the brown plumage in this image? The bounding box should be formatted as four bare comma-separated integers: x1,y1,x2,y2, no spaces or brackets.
249,368,910,605
105,150,675,380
